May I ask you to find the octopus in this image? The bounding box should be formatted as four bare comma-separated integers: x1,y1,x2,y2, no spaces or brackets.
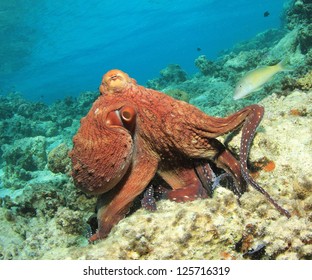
70,69,290,242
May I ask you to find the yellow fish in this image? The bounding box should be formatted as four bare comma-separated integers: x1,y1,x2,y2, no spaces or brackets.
233,60,289,100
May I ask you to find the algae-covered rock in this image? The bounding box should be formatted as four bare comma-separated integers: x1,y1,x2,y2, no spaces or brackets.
194,55,220,76
0,208,24,260
296,70,312,90
47,143,71,174
159,64,187,84
55,207,86,235
2,136,47,189
223,50,264,71
146,64,187,90
298,24,312,54
41,189,245,260
286,0,312,29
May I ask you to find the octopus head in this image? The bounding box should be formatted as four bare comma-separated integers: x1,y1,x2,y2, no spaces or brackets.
100,69,137,95
70,104,137,195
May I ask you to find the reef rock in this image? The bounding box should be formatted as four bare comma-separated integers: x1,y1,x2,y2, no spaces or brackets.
47,143,71,174
1,136,47,189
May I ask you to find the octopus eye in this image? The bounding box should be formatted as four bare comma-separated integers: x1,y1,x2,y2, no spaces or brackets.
106,110,123,127
105,106,136,134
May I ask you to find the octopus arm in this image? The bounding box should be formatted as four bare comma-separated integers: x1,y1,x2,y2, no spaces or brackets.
185,105,261,138
89,139,159,241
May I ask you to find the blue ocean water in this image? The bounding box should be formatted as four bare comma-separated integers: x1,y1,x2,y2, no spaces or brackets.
0,0,287,103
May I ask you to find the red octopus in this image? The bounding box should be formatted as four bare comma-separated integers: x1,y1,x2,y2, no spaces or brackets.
70,69,290,242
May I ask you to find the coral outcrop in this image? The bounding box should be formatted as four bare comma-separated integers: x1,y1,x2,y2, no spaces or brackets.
146,64,187,90
47,143,71,174
2,136,47,189
285,0,312,29
194,55,221,76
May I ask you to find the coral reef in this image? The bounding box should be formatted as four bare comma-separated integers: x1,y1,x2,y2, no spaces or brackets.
223,50,265,71
296,70,312,90
230,29,286,53
55,207,86,235
2,136,47,189
47,143,71,174
297,24,312,54
0,175,96,259
0,90,99,258
194,55,221,76
306,49,312,65
146,64,187,90
285,0,312,30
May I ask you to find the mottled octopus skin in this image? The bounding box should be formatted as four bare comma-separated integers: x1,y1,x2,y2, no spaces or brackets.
70,69,290,241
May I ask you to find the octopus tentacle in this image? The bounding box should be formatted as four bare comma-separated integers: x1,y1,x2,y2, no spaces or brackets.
70,105,134,195
158,166,208,202
201,137,246,196
195,152,246,198
214,147,247,196
90,145,159,242
210,173,233,192
194,161,232,197
141,185,157,211
194,161,216,197
243,172,291,218
186,105,265,139
239,105,291,218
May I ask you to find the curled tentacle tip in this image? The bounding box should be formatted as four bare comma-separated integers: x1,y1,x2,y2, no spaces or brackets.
283,209,291,219
141,196,157,211
88,232,100,243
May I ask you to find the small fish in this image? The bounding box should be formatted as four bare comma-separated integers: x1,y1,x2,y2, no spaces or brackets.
233,60,289,100
263,11,270,17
